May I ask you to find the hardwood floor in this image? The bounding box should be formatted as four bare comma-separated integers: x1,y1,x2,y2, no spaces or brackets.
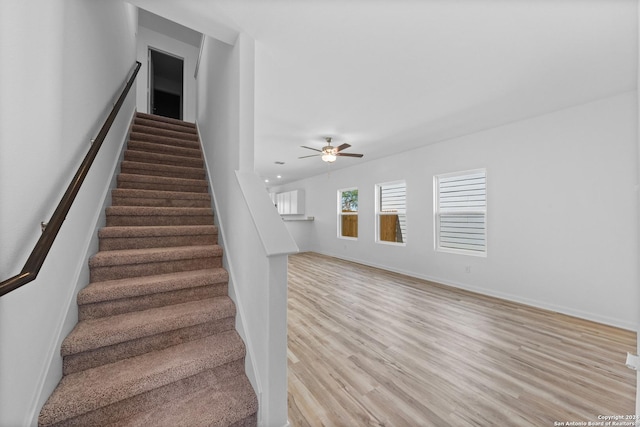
287,252,636,427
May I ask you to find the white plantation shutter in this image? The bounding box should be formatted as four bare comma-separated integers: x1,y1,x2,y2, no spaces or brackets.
377,181,407,243
380,182,406,213
436,170,486,254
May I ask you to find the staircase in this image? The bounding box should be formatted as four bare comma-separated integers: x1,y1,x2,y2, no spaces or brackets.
38,113,258,427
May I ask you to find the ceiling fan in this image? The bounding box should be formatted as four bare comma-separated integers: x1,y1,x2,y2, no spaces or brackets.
299,137,364,163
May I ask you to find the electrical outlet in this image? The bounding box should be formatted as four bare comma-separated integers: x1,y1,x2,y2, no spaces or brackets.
465,266,471,273
625,352,640,370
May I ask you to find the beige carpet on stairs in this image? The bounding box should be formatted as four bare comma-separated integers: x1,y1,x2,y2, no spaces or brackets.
38,112,258,427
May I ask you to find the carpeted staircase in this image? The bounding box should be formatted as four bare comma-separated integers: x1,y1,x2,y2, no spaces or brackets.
38,112,258,427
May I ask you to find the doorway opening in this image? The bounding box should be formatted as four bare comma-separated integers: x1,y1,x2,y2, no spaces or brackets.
148,48,184,120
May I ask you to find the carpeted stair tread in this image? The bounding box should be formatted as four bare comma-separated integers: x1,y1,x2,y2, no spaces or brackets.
78,269,228,305
117,173,209,193
111,198,210,209
125,149,204,168
38,331,246,426
99,225,217,239
134,117,198,135
111,188,211,207
128,140,202,158
136,112,196,129
99,225,218,250
132,124,199,141
120,160,205,180
90,245,222,268
105,206,214,227
119,374,258,427
129,132,201,150
62,319,236,376
106,206,214,217
77,269,229,321
89,245,222,282
111,188,210,201
62,297,235,356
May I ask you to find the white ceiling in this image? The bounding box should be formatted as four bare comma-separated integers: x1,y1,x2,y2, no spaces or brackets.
130,0,638,187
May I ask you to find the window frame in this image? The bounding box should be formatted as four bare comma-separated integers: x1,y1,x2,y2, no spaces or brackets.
434,169,487,257
375,180,407,246
338,187,359,240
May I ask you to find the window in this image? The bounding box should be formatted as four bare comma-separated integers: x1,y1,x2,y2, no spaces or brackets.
376,181,406,244
434,169,486,255
338,188,358,238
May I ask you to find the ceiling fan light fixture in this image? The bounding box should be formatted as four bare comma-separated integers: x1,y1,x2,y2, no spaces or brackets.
321,141,338,162
299,136,362,162
322,153,337,162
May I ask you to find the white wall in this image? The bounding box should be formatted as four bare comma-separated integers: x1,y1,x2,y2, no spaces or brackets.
280,220,314,252
197,33,293,427
0,1,137,425
275,92,639,330
136,25,199,122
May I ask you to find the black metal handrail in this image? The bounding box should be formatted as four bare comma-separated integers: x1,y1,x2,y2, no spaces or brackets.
0,61,141,297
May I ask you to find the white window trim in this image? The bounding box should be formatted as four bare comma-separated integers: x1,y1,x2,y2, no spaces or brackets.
375,180,407,246
434,169,487,257
338,187,358,240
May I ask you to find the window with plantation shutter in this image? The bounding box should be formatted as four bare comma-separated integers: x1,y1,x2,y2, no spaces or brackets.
376,181,407,244
435,170,486,255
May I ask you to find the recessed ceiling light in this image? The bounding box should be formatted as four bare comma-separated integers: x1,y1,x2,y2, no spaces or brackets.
264,179,269,183
277,175,282,179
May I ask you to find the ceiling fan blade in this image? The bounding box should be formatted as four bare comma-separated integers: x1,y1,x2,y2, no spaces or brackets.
337,152,364,158
336,143,351,152
298,154,322,159
301,145,322,152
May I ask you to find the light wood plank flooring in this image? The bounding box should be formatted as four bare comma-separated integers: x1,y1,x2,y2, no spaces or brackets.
287,252,636,426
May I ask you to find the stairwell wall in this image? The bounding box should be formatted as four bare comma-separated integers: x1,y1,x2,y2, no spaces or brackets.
0,1,138,425
196,33,294,427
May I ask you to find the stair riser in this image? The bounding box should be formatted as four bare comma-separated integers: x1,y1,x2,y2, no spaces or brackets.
120,165,205,181
99,233,217,251
117,175,208,192
111,196,211,208
134,118,198,135
130,132,200,150
128,140,202,159
48,359,246,427
135,112,197,129
111,189,211,203
63,317,235,375
127,136,200,152
120,160,205,179
106,215,214,227
120,168,204,182
91,256,222,282
125,150,204,169
117,181,209,193
79,283,229,321
131,124,199,141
